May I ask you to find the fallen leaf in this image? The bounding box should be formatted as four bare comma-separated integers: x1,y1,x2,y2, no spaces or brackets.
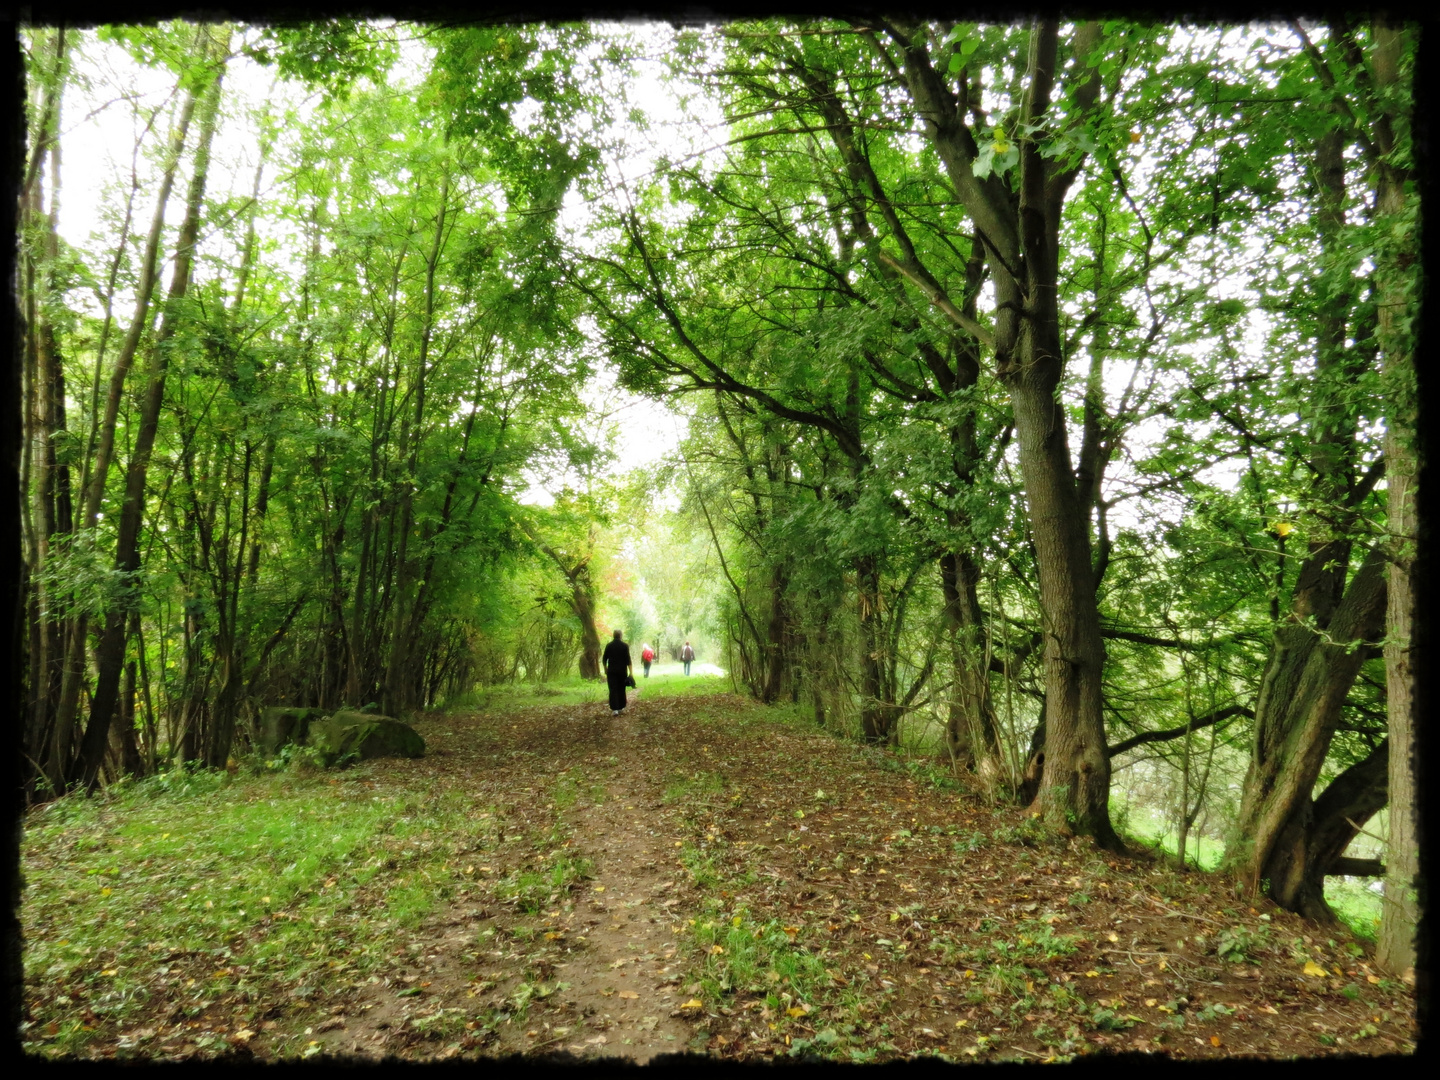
619,991,639,1000
231,1029,256,1043
710,945,724,955
786,1006,809,1018
679,999,703,1009
1211,1035,1222,1047
1303,961,1328,977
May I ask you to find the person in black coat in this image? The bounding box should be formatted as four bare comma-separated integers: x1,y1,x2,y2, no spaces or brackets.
602,629,633,715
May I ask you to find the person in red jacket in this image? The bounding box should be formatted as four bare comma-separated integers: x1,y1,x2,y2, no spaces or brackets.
641,643,655,677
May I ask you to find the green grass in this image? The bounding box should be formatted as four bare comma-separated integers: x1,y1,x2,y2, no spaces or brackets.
1112,797,1383,939
663,771,727,804
1325,876,1383,942
445,670,730,714
687,908,829,1006
21,764,490,1058
1111,798,1225,870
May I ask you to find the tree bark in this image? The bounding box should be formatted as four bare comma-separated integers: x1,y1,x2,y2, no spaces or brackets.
1370,18,1419,981
71,28,228,789
1227,547,1389,904
888,19,1118,846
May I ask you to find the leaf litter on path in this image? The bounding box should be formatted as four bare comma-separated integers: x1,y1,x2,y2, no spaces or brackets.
23,693,1417,1063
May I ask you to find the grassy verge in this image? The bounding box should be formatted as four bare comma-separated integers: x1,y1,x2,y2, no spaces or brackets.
21,761,492,1059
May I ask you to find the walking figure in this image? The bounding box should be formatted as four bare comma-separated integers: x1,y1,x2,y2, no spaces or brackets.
641,642,655,678
681,640,695,676
603,629,633,715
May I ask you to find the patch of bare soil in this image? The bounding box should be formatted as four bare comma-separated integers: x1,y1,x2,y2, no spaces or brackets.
298,692,1415,1064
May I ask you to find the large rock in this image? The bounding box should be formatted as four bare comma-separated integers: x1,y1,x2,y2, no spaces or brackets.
258,707,329,755
306,709,426,764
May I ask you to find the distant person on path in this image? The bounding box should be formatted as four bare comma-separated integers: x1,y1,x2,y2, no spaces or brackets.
682,641,695,676
641,643,655,677
603,629,633,715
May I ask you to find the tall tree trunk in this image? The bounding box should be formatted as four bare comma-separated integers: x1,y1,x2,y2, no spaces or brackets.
891,18,1117,846
940,550,1003,784
855,553,891,743
571,566,603,680
1371,19,1419,981
759,562,790,704
72,27,228,789
22,27,71,791
385,169,450,715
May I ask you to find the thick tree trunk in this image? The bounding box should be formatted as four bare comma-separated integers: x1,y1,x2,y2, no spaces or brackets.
1227,548,1388,900
572,569,602,679
1263,740,1388,923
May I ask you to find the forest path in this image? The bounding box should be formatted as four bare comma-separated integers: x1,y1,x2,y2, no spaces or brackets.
25,689,1411,1063
304,690,1414,1064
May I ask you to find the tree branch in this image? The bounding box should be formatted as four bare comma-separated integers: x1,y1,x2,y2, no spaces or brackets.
1108,704,1254,757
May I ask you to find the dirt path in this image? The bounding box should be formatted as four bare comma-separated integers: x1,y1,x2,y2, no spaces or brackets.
290,693,1415,1064
307,699,712,1063
36,689,1403,1064
544,715,697,1062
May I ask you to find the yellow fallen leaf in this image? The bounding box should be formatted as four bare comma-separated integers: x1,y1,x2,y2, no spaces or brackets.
101,969,117,977
1259,1005,1278,1015
1085,970,1100,978
544,932,563,940
1145,999,1157,1008
710,945,724,955
100,887,112,898
783,926,800,937
786,1006,808,1018
232,1029,255,1042
955,1019,969,1028
1303,961,1328,977
679,999,703,1009
1367,975,1381,984
594,885,605,892
1107,932,1119,942
619,991,639,1000
732,916,742,927
1210,1035,1222,1047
